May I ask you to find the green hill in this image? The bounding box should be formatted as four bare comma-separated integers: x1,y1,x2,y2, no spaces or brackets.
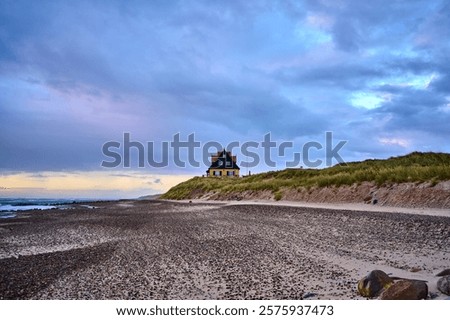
161,152,450,200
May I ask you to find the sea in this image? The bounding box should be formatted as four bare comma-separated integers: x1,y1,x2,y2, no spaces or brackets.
0,198,94,219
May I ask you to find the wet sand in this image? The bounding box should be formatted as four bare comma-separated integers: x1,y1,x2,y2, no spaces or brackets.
0,200,449,299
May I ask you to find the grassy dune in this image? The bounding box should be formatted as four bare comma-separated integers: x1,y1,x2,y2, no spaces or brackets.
161,152,450,200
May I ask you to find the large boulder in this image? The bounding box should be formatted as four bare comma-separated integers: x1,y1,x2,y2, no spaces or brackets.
437,276,450,295
357,270,393,297
436,269,450,277
379,280,428,300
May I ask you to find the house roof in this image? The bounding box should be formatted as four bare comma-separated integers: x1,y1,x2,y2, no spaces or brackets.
207,149,240,170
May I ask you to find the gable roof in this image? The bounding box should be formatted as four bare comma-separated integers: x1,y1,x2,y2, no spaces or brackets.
208,149,240,170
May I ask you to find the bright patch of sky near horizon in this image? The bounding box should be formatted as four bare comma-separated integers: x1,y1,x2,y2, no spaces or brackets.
0,171,192,199
1,0,450,197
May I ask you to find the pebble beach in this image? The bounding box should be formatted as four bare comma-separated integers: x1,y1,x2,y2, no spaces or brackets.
0,200,449,299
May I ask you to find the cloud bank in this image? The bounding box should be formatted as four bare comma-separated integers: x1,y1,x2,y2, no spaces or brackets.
1,0,449,179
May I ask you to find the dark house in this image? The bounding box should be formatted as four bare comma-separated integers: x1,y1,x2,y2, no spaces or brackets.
206,149,240,177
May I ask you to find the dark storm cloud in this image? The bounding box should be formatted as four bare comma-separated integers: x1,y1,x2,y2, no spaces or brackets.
332,19,361,52
275,62,386,90
371,86,450,134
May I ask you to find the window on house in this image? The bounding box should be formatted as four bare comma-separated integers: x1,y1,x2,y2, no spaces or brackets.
214,171,221,176
227,171,234,176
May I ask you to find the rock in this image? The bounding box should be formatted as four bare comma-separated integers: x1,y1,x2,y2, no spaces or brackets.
357,270,393,297
428,292,439,299
437,276,450,295
302,292,316,299
436,269,450,277
409,267,421,273
379,280,428,300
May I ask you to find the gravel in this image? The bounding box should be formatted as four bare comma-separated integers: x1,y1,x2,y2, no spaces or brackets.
0,200,449,299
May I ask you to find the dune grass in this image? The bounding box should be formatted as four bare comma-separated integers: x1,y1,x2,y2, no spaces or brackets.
161,152,450,200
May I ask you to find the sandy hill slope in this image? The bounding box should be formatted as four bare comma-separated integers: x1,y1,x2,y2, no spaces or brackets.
162,152,450,209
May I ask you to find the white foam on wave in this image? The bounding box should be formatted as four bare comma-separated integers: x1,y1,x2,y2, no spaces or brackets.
0,204,57,212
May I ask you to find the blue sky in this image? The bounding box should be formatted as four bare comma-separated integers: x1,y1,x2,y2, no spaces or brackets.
1,0,450,197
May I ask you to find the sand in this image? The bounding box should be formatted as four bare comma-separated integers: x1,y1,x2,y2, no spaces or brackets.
178,199,450,218
0,200,449,299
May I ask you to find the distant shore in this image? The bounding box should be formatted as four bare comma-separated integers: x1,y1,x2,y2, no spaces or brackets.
1,199,449,299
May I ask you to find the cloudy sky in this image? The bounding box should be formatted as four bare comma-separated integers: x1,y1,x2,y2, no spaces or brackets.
1,0,449,198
